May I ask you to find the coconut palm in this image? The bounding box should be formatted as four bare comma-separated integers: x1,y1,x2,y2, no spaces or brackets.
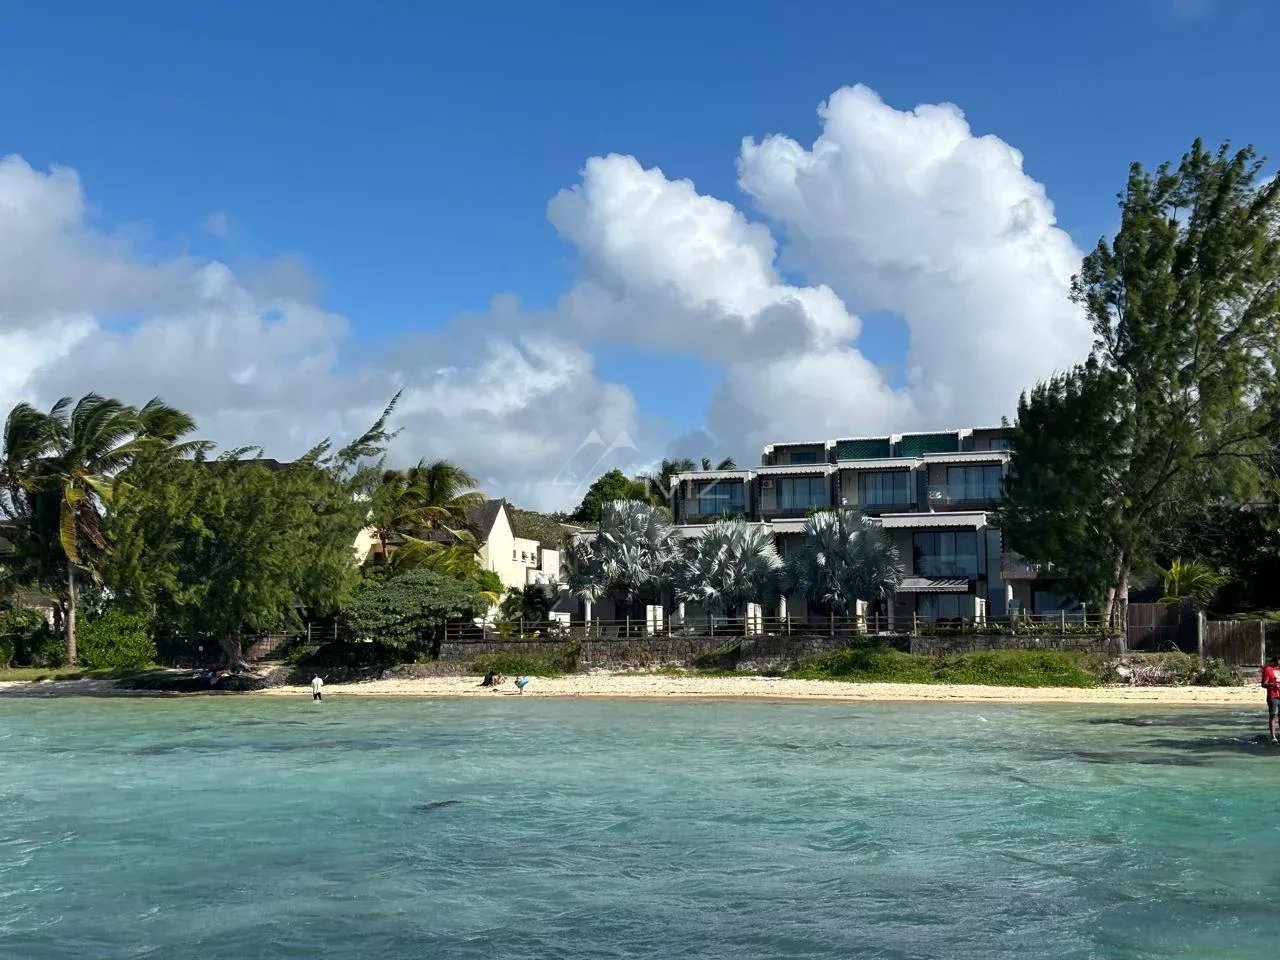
677,518,780,615
568,500,680,614
1159,557,1229,609
1,394,199,664
786,509,903,616
368,459,485,561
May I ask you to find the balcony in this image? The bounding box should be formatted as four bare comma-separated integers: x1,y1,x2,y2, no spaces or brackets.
927,484,1002,508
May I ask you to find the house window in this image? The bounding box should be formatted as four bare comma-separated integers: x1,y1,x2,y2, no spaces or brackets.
788,450,820,464
859,470,912,506
919,594,965,621
913,531,980,577
778,476,827,510
946,465,1002,501
695,480,745,517
989,437,1011,451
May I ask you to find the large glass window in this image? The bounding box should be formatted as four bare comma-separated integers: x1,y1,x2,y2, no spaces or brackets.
918,594,965,620
946,465,1002,501
777,476,828,510
695,480,745,517
913,531,980,577
788,450,820,464
860,470,912,506
989,437,1011,451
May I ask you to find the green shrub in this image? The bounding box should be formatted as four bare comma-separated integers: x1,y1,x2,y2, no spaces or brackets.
290,641,392,669
791,645,934,683
789,645,1097,687
473,641,580,677
0,607,61,667
77,609,156,671
932,650,1098,688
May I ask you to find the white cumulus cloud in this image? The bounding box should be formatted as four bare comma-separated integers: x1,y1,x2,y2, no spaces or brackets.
0,84,1092,509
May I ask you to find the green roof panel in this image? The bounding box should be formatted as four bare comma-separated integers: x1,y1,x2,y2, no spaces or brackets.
836,438,892,460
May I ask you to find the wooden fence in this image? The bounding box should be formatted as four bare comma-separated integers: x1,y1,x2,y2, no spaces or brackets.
1126,602,1192,652
1202,618,1266,666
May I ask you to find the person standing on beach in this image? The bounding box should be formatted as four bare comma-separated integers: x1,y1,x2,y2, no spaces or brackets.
311,675,324,702
1262,657,1280,742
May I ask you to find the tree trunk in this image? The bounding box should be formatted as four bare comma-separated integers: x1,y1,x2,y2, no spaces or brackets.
65,561,78,667
219,635,253,672
1102,551,1130,627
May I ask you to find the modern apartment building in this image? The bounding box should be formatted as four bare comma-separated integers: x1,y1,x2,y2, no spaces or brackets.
670,426,1065,621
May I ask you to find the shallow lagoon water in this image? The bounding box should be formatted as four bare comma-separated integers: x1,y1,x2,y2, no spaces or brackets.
1,696,1277,959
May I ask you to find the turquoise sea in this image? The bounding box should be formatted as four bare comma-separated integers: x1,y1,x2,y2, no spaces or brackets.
1,695,1277,959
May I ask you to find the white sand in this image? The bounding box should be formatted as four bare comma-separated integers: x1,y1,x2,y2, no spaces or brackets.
0,672,1264,706
256,672,1265,706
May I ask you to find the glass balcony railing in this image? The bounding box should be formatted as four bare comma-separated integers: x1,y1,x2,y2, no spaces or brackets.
927,484,1002,505
914,557,980,578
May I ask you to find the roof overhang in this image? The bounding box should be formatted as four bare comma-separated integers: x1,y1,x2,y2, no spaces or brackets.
919,451,1010,465
836,458,921,470
672,470,754,483
755,464,835,476
875,512,988,530
896,577,972,593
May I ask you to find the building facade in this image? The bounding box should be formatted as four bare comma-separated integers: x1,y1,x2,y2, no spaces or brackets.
670,426,1068,622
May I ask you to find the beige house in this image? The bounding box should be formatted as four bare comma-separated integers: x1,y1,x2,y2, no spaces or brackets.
469,499,562,592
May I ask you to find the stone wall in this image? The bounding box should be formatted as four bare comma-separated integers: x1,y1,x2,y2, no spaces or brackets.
440,634,868,672
439,632,1120,672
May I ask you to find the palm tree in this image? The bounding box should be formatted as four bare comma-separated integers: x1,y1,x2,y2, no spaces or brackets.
368,459,485,561
0,394,198,665
677,518,780,616
1159,557,1229,609
700,456,737,470
568,500,680,616
407,459,486,537
786,509,903,617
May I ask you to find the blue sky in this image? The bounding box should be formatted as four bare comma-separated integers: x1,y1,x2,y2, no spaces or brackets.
0,0,1277,506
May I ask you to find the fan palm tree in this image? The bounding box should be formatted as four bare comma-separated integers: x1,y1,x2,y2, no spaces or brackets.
786,509,903,616
1,394,198,665
568,500,680,614
676,518,780,616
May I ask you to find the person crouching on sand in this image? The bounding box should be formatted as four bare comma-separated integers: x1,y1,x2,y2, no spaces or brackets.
311,675,324,702
1262,657,1280,742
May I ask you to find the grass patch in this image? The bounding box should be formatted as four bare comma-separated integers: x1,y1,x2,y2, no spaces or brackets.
472,641,580,678
790,646,1099,688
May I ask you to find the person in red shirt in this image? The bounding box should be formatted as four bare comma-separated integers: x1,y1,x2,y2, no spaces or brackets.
1262,656,1280,743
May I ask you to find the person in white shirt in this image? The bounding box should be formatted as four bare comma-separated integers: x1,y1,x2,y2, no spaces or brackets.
311,675,324,701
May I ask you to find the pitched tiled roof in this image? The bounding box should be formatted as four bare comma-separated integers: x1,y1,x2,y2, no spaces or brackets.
466,498,508,537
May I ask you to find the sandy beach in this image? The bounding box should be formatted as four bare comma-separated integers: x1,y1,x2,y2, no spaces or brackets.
257,672,1266,706
0,673,1267,706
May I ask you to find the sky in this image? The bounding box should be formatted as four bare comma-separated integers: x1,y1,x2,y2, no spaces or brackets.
0,0,1277,509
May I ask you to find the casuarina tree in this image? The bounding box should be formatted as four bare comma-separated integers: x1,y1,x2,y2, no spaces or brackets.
1001,140,1280,619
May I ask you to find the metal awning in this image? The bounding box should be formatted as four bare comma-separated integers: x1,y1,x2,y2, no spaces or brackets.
671,470,754,482
919,451,1009,465
835,457,921,470
876,512,987,529
895,577,972,593
755,463,835,476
